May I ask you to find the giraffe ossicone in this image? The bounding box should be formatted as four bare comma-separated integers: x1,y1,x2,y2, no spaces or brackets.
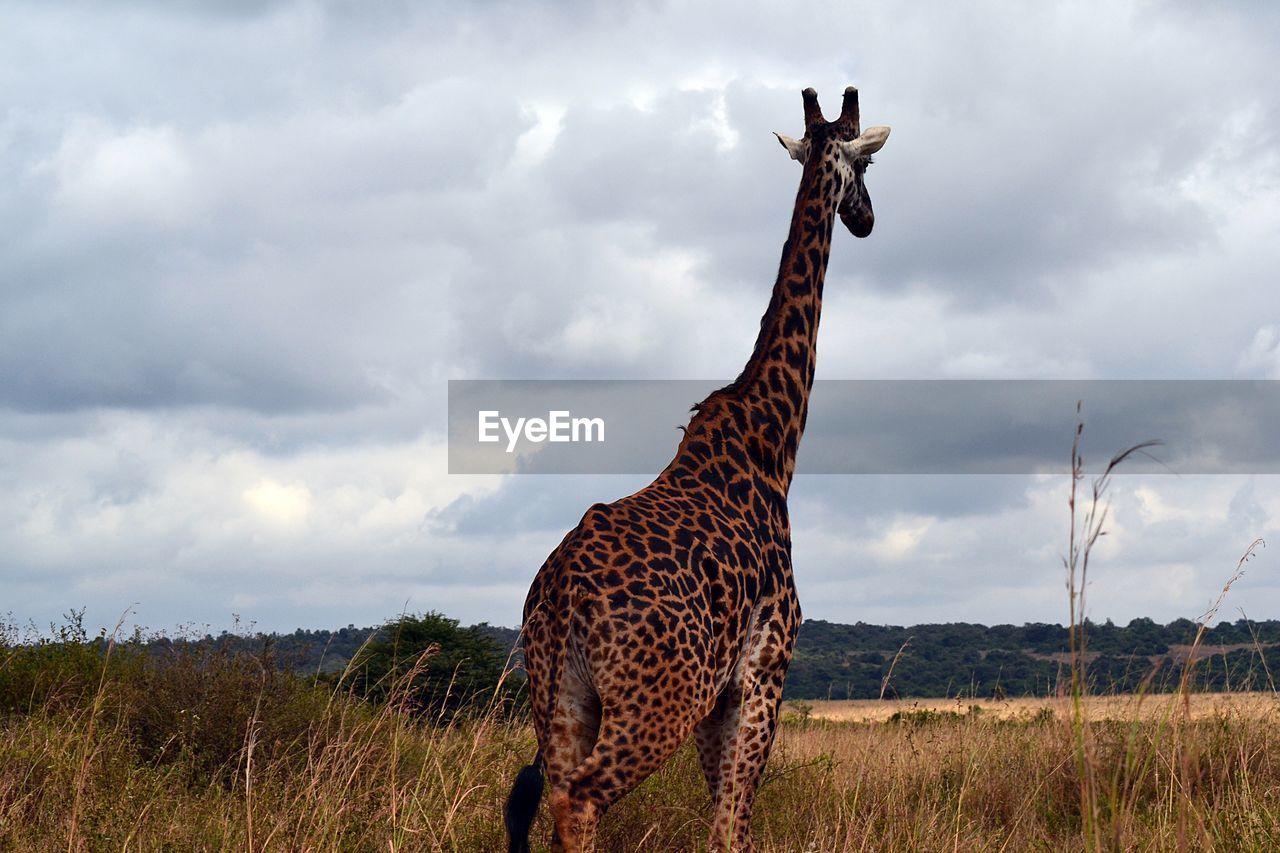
504,86,891,853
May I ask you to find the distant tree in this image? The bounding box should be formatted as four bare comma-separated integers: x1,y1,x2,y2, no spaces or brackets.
349,611,511,721
1022,622,1066,650
1125,617,1168,655
1165,617,1198,644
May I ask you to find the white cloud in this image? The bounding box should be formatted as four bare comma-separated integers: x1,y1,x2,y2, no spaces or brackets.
243,480,313,529
40,123,199,228
867,517,933,561
511,102,567,170
1239,326,1280,378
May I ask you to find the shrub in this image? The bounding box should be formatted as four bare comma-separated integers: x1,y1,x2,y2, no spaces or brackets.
346,611,514,722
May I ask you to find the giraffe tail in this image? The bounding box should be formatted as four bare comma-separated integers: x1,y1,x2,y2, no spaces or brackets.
504,750,544,853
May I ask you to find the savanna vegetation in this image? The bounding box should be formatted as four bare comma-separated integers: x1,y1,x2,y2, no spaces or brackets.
5,608,1280,851
2,428,1274,849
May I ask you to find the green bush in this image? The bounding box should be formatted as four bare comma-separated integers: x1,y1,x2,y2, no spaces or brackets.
120,637,334,778
0,613,337,783
346,611,515,723
0,610,114,714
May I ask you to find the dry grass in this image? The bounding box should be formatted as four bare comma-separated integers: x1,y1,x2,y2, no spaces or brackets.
6,667,1280,851
796,692,1280,724
762,707,1280,851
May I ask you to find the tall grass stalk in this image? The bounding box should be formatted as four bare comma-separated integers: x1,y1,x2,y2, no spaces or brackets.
65,610,130,853
1064,405,1265,851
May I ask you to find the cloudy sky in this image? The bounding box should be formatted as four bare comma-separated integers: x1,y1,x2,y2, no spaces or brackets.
2,0,1278,636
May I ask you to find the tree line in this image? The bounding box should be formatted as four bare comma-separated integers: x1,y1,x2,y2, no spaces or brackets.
192,613,1280,704
785,617,1280,699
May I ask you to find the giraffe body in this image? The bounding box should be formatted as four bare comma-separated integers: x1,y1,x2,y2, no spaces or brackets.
506,87,890,853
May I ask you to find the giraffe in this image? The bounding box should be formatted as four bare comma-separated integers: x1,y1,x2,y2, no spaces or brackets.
504,87,890,853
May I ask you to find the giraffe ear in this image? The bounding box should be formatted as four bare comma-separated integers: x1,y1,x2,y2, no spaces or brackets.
839,126,891,160
773,132,809,163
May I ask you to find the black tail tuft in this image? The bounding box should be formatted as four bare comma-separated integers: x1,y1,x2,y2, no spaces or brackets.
504,755,544,853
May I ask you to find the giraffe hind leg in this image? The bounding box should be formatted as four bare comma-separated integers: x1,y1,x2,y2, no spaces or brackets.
540,664,602,852
549,707,696,853
694,689,732,802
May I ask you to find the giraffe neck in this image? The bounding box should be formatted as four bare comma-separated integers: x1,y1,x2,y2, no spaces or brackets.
715,159,839,491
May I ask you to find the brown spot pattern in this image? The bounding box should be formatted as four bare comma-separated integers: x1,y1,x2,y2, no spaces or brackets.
518,88,883,853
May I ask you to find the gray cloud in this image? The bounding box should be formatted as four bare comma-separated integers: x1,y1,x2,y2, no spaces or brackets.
0,0,1277,634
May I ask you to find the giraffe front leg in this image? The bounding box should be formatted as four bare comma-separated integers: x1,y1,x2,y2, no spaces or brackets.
705,609,796,853
706,674,785,853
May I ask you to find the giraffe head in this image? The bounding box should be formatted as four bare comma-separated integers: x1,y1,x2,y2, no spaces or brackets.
774,87,890,238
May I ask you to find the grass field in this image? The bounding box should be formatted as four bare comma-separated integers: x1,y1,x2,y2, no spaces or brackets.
5,648,1280,851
